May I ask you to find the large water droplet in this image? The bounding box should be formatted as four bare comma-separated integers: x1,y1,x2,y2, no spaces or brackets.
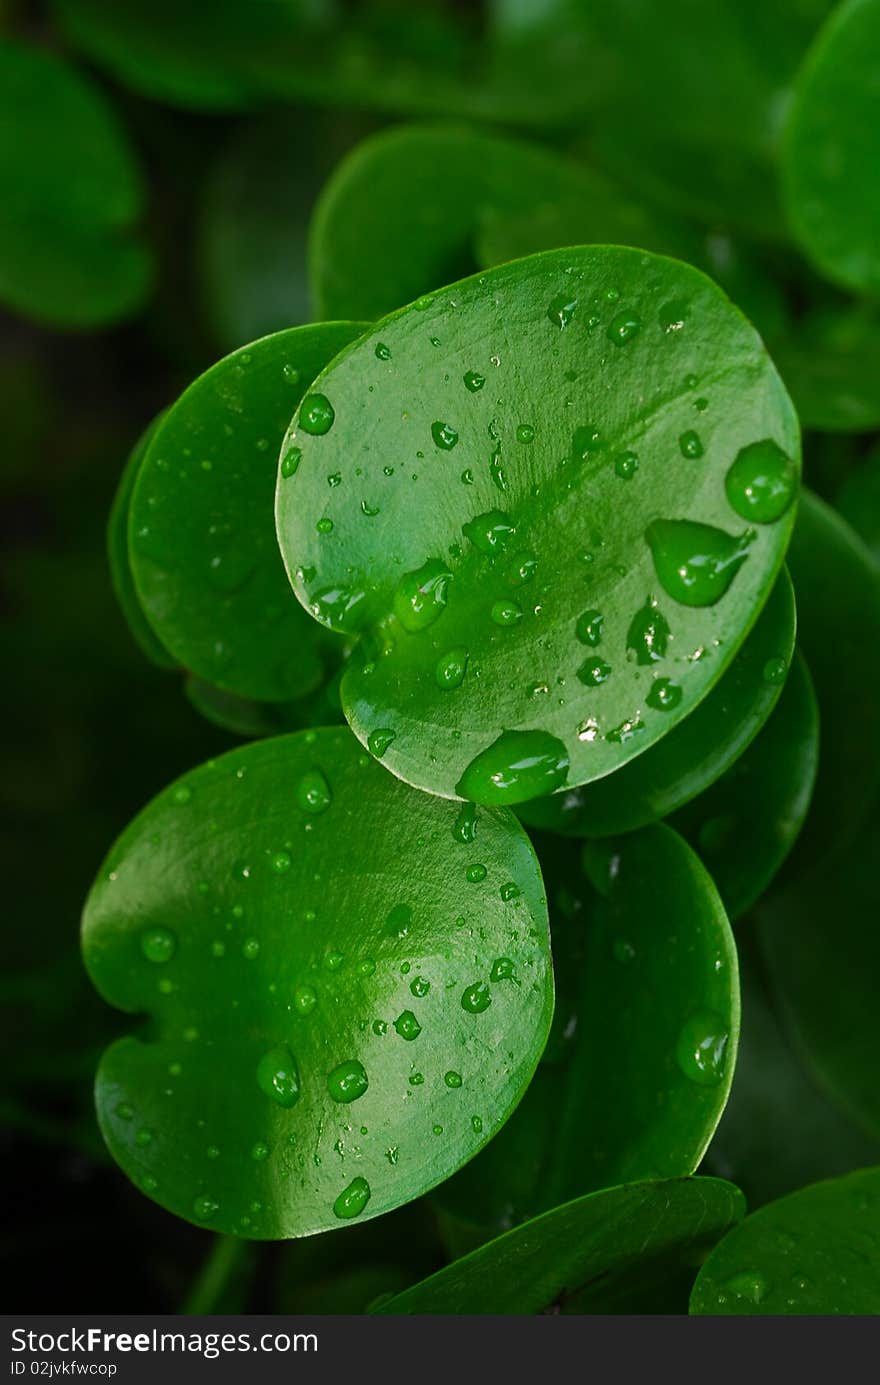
140,926,176,964
394,559,451,633
646,520,754,606
256,1044,301,1108
436,646,469,690
280,446,301,478
333,1176,371,1220
327,1059,369,1104
647,677,682,710
457,730,570,805
547,294,577,328
368,728,396,757
676,1011,729,1086
297,769,331,814
725,439,797,523
452,802,479,843
463,370,485,393
462,510,516,555
300,394,334,435
626,598,671,664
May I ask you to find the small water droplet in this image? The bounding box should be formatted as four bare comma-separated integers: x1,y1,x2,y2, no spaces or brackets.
327,1059,369,1103
452,802,479,844
457,730,570,805
294,984,317,1014
614,450,639,479
646,520,754,606
725,439,797,523
297,768,332,814
723,1271,769,1305
394,1010,422,1041
548,294,578,328
576,609,604,646
626,598,671,664
647,677,682,710
466,863,487,883
333,1176,371,1220
461,982,492,1014
436,646,469,690
676,1011,729,1085
445,1070,463,1088
368,728,396,758
270,850,292,873
394,559,451,632
242,936,260,959
172,784,192,805
491,598,523,627
375,342,392,361
516,424,535,444
410,975,430,998
193,1194,219,1221
606,311,641,346
490,956,516,981
613,938,636,964
499,881,520,902
316,517,334,534
140,927,176,964
251,1141,270,1161
281,446,301,478
763,656,788,685
463,370,485,392
462,510,516,555
431,421,459,451
256,1044,301,1107
300,394,335,435
577,657,611,687
679,430,704,459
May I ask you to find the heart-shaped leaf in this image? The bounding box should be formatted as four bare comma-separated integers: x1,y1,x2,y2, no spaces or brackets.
436,825,738,1236
757,804,880,1140
277,247,799,804
671,652,819,919
702,937,880,1209
780,489,880,875
107,418,177,671
379,1177,744,1314
836,443,880,562
0,40,152,328
690,1166,880,1314
129,324,366,703
310,125,641,322
82,728,552,1238
782,0,880,297
519,569,795,837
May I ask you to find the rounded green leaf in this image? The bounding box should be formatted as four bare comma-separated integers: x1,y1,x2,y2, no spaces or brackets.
107,418,177,671
277,247,799,804
757,805,880,1140
780,489,880,875
183,672,343,741
519,569,796,837
0,40,152,328
690,1167,880,1314
671,652,819,919
379,1177,744,1314
836,443,880,562
82,728,552,1238
437,825,738,1236
130,324,366,702
783,0,880,297
309,124,631,322
702,939,880,1209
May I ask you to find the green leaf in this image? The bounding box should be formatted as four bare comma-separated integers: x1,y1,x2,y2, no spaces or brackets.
701,936,880,1209
519,570,796,837
82,728,552,1238
309,124,636,322
379,1177,744,1314
780,489,880,875
671,652,819,919
783,0,880,297
130,324,367,703
0,40,152,328
200,111,360,352
757,804,880,1140
277,246,799,804
183,672,344,741
771,301,880,433
836,443,880,562
107,419,177,671
436,825,738,1236
690,1166,880,1314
